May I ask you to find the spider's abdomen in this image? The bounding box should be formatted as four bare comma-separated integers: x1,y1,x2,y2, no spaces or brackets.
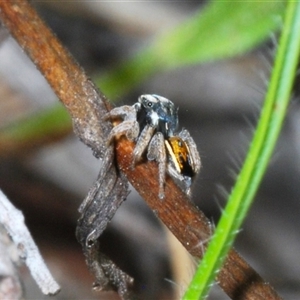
165,136,195,178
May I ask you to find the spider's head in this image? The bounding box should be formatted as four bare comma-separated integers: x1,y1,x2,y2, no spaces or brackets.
138,94,179,137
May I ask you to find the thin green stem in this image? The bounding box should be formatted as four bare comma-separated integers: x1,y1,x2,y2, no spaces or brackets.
183,1,300,299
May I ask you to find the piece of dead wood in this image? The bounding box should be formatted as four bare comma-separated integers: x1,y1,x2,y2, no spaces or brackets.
0,189,60,296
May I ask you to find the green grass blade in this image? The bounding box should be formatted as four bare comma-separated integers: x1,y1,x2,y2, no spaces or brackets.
156,2,283,67
183,1,300,299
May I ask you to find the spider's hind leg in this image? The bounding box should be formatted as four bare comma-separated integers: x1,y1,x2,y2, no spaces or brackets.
178,129,201,175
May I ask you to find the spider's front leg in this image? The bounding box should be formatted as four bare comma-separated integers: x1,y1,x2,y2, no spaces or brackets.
147,132,166,199
132,124,155,166
104,105,140,143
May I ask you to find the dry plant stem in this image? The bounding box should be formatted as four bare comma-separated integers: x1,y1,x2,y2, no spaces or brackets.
0,229,23,299
0,189,60,295
0,1,281,299
0,0,111,157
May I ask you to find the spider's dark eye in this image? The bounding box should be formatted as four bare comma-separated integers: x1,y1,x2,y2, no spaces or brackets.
147,102,152,107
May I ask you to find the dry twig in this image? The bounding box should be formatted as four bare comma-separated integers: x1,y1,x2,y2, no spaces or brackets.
0,227,23,300
0,189,60,295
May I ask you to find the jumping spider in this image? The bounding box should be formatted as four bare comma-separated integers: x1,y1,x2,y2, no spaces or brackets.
105,94,201,199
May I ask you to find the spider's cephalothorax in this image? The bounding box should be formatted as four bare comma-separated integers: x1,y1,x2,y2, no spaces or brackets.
135,94,178,138
105,94,201,198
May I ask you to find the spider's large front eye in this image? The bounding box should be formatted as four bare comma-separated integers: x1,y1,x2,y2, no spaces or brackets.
139,94,159,109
